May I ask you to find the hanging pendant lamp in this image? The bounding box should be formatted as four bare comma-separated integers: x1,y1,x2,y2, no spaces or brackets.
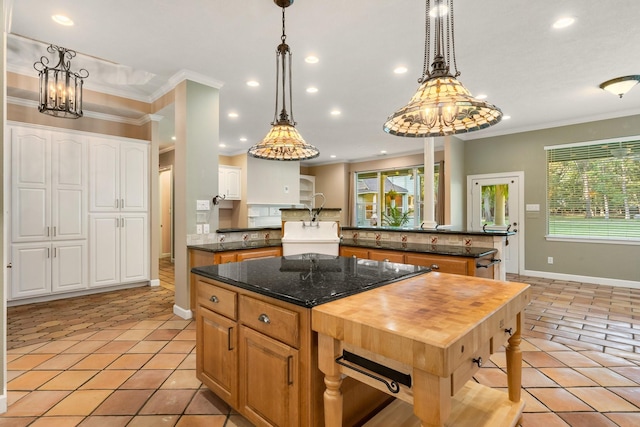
248,0,319,161
33,44,89,119
383,0,502,137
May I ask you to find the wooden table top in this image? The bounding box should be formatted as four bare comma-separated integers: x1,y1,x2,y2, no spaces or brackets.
312,272,530,377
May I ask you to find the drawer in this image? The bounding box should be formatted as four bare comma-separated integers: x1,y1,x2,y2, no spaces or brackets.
197,279,237,320
239,295,299,348
491,316,518,353
450,341,491,396
368,249,405,263
405,254,469,275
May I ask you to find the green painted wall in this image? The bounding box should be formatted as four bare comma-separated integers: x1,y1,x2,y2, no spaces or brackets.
465,115,640,282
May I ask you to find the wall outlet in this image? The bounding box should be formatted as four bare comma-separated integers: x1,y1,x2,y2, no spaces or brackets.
196,224,203,234
251,233,258,239
284,185,289,193
203,224,210,234
196,200,210,211
547,256,554,264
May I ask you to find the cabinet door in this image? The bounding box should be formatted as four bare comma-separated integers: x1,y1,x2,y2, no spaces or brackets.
120,143,148,211
89,139,119,212
215,252,237,264
11,243,51,298
52,241,87,293
219,166,242,200
405,253,469,275
51,132,87,240
120,214,149,282
339,246,369,259
11,128,51,242
197,307,238,407
89,214,120,287
240,326,299,427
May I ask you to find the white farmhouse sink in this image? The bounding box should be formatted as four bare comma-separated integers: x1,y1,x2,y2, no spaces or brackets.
281,221,340,256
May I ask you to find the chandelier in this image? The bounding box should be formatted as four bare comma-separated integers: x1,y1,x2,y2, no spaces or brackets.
383,0,502,137
34,44,89,119
248,0,319,161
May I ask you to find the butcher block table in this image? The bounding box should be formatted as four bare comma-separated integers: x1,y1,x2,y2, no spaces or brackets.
312,272,531,427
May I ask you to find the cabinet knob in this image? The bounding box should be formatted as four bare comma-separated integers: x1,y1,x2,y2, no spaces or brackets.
209,295,219,303
430,264,440,270
472,357,482,368
258,314,271,324
504,327,513,336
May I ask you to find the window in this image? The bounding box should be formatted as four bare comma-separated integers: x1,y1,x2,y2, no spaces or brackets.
546,137,640,242
355,165,439,228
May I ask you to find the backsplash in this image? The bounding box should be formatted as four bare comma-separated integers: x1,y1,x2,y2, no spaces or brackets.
187,229,283,246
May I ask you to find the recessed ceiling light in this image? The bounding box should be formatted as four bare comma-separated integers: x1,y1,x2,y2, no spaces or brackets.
475,94,488,100
394,66,408,74
305,56,319,64
306,87,318,93
502,115,511,120
429,5,448,18
380,150,387,154
228,112,239,118
239,137,247,142
171,136,176,141
330,110,341,116
219,143,226,148
246,80,260,87
330,155,337,158
553,17,575,29
52,14,74,26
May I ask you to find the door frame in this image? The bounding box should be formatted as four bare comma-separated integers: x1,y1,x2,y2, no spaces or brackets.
466,171,525,275
159,166,174,261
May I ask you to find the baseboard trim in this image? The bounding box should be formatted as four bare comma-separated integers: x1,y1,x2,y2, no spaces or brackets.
149,279,160,287
173,304,193,320
0,393,7,414
521,269,640,290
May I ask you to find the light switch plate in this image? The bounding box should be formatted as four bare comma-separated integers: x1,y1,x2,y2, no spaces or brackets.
196,200,210,211
203,224,210,234
196,224,203,234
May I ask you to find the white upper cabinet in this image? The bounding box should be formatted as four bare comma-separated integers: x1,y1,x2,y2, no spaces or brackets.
219,165,242,200
89,138,148,212
11,127,86,243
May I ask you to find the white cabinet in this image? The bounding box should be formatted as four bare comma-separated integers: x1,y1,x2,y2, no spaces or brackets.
11,128,87,243
89,213,149,288
219,165,242,200
11,241,87,299
89,138,148,212
299,175,315,207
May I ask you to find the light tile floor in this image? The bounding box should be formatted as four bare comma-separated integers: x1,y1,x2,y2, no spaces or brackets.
1,261,639,426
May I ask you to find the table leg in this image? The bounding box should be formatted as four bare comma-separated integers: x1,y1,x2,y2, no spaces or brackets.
505,311,523,403
318,333,343,427
413,368,451,427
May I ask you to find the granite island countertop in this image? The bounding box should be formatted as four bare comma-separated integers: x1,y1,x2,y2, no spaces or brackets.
191,254,429,308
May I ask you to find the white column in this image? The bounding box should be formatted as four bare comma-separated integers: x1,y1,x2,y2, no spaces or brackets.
422,137,438,229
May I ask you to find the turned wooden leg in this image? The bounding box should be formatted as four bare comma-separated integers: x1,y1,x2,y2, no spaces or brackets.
505,311,523,403
413,368,451,427
318,333,343,427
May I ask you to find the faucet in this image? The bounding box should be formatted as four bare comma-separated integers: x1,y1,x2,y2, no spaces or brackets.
303,193,326,226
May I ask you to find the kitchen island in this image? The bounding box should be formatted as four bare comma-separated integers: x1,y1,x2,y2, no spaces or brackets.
192,254,530,427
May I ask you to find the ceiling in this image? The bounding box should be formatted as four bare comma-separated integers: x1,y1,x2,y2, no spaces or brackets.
6,0,640,165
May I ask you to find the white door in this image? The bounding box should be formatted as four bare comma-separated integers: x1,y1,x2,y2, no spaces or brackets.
159,168,173,258
467,172,523,274
120,143,148,211
121,214,149,282
89,214,120,287
11,128,51,242
52,241,87,293
11,243,51,298
89,139,119,212
51,132,87,240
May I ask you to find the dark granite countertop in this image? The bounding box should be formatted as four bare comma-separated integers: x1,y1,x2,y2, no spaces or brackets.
187,239,282,253
342,226,515,236
340,239,497,258
216,226,281,233
191,254,429,308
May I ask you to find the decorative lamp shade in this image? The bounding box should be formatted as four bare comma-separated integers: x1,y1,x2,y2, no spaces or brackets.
248,122,319,161
384,75,502,137
599,75,640,98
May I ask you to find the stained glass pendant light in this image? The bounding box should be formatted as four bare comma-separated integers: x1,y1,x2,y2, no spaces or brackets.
33,44,89,119
383,0,502,137
248,0,319,161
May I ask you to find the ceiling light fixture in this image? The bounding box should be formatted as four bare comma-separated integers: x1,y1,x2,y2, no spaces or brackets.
33,44,89,119
599,75,640,98
52,14,74,26
383,0,502,137
394,66,408,74
246,80,260,87
305,56,319,64
248,0,319,161
552,17,575,29
228,112,239,118
330,110,341,116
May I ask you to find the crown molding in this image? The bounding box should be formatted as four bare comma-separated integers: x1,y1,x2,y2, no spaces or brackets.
150,69,225,102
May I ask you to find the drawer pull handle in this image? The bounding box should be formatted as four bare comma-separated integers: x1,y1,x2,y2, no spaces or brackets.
287,355,294,385
228,327,234,351
430,264,440,270
336,351,408,393
258,314,271,324
505,327,513,336
472,357,483,368
209,295,219,303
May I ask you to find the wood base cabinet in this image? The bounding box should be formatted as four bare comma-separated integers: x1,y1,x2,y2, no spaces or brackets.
195,275,390,427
